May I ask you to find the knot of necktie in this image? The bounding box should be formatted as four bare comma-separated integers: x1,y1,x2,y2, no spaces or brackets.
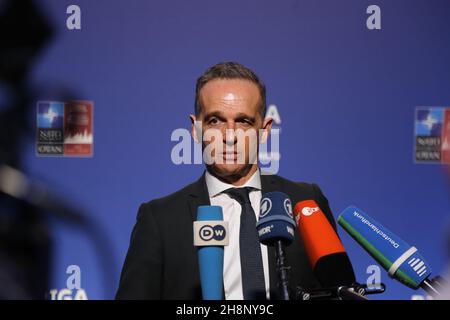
223,187,254,205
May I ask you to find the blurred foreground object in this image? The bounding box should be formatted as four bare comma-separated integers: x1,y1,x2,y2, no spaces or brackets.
0,0,54,299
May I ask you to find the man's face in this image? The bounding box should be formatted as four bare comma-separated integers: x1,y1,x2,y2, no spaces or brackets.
191,78,271,179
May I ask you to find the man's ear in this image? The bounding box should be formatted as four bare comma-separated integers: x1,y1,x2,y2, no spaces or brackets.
190,114,200,143
260,117,273,144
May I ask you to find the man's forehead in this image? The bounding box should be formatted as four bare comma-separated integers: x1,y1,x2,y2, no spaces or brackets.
222,92,244,102
200,79,260,114
202,78,258,90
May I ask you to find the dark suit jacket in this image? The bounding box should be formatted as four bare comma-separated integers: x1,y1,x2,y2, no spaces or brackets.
116,172,352,300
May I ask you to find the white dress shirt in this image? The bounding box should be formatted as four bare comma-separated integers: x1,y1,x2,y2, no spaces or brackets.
205,168,270,300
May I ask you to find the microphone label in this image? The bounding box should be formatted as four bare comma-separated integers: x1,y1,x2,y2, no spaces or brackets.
194,221,229,246
259,198,272,218
283,198,293,218
301,206,319,217
258,225,273,237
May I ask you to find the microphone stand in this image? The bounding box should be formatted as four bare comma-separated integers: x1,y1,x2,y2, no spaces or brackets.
295,283,385,300
421,276,448,297
337,287,369,300
275,241,291,300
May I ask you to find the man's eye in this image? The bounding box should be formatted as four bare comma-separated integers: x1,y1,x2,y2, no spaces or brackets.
208,118,220,125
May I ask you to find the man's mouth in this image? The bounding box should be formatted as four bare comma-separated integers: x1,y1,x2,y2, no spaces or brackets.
222,152,239,161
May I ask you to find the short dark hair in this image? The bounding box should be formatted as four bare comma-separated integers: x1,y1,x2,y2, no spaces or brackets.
194,61,266,117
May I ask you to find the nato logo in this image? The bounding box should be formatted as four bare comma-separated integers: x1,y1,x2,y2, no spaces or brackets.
415,108,443,136
37,101,65,155
37,102,64,128
36,101,94,157
414,107,450,164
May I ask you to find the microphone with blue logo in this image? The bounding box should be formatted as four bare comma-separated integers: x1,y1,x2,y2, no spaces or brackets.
338,206,441,296
193,205,229,300
256,192,297,300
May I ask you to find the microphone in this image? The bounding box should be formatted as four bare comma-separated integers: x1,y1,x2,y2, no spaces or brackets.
292,200,364,300
294,200,356,288
256,191,297,300
193,205,229,300
338,206,440,296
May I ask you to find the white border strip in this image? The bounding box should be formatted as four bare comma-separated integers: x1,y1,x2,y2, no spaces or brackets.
388,246,418,277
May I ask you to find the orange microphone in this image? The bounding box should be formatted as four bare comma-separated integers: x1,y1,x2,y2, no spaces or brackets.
294,200,355,287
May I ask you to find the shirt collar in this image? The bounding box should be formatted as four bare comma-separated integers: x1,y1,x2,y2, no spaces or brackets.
205,168,261,198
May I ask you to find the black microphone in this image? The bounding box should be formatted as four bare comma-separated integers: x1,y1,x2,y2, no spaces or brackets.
256,191,297,300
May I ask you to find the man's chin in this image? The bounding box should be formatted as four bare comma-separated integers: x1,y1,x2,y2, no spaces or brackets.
208,163,253,179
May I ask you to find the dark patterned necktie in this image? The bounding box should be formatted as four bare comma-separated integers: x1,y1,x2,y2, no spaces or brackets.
223,187,266,300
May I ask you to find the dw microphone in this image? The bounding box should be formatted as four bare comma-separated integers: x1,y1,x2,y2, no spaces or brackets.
193,205,229,300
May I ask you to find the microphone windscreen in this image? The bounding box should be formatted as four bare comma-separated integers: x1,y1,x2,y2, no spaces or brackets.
195,205,227,299
256,191,296,246
295,200,355,287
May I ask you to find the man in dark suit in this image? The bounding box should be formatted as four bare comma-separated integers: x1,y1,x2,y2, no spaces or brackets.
116,62,354,300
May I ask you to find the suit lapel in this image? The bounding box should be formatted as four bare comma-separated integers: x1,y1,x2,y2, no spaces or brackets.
187,172,211,221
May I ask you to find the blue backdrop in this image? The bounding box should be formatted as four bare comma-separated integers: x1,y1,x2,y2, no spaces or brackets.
22,0,450,299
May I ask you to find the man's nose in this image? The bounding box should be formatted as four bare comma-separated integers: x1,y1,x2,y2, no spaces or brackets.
223,122,237,146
